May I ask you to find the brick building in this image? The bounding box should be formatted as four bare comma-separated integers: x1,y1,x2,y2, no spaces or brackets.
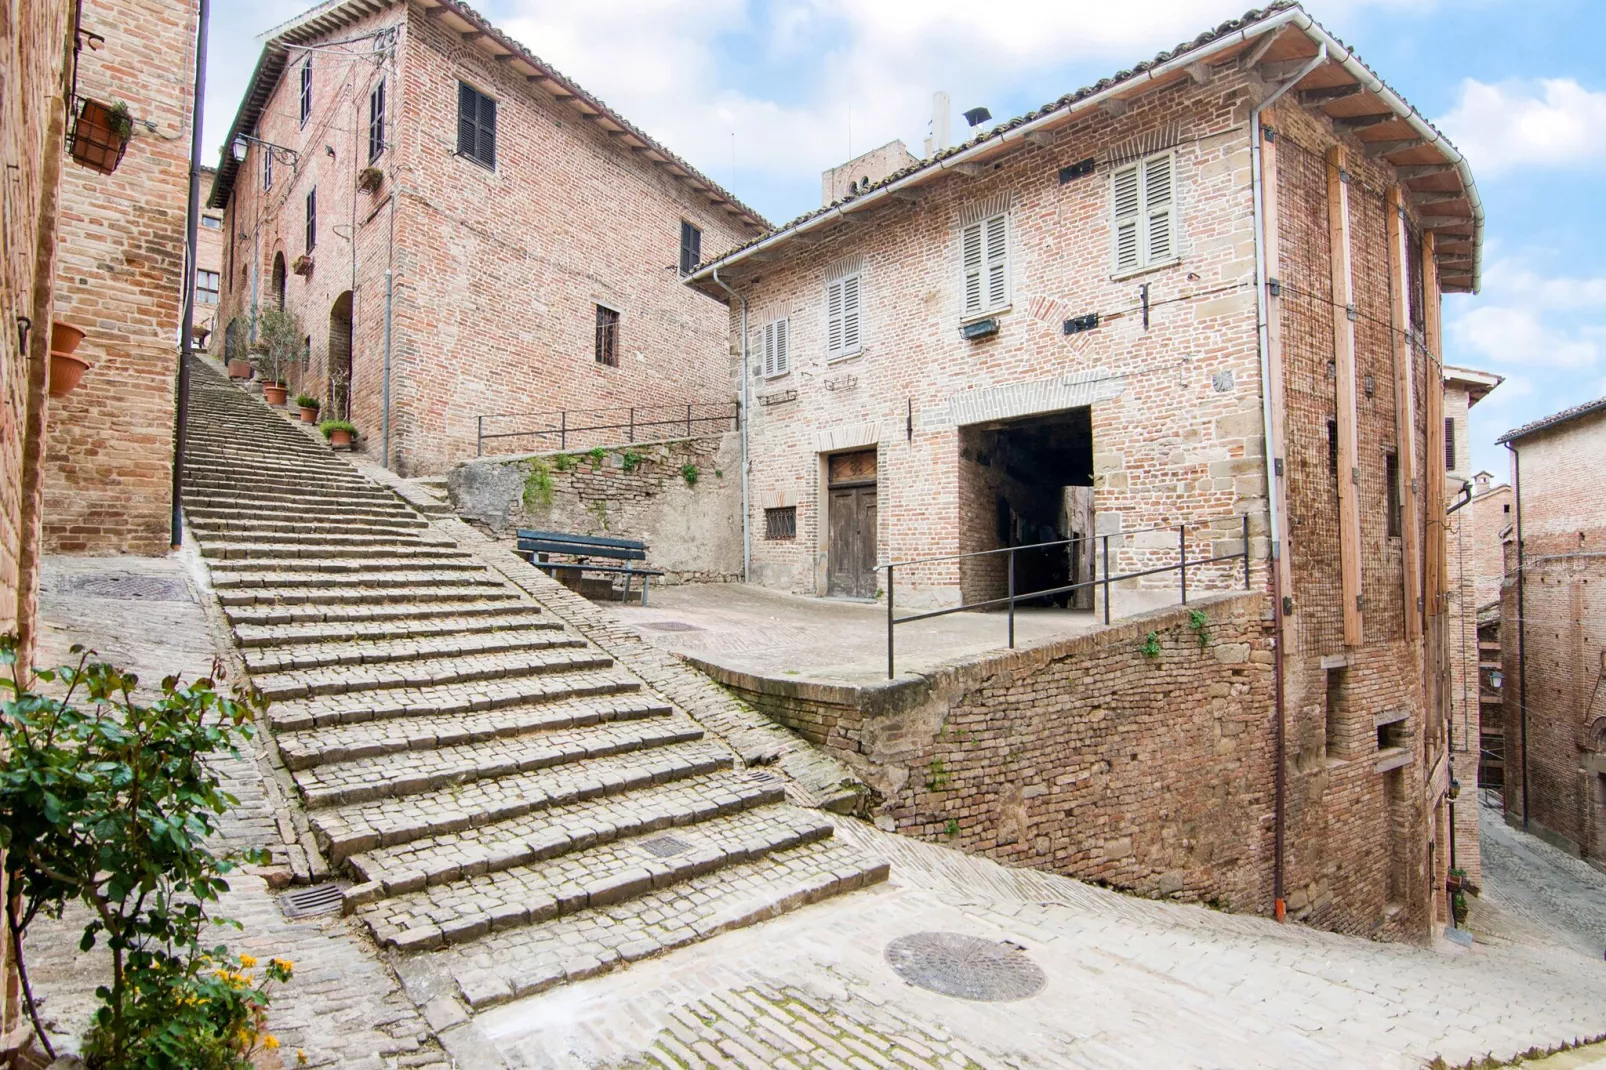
195,164,224,350
688,3,1482,939
207,0,767,476
1497,399,1606,866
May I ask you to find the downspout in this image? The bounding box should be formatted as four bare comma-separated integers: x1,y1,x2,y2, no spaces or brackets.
172,0,209,548
709,267,750,583
1509,441,1528,828
1250,43,1326,923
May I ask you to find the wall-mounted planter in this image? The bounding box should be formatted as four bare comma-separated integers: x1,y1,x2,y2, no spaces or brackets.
69,99,133,175
356,166,384,193
292,255,314,277
47,321,91,397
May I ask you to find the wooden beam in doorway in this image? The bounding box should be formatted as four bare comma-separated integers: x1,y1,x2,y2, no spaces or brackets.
1386,187,1422,641
1327,144,1364,646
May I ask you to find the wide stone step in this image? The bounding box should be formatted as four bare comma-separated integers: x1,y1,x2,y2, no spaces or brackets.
276,690,672,771
252,645,613,701
292,713,704,809
354,804,835,952
310,739,733,862
202,542,472,563
191,515,428,538
186,465,370,489
440,838,889,1009
217,583,520,609
200,530,453,550
212,568,499,591
348,769,786,893
233,609,554,648
187,500,420,523
244,628,585,676
185,479,397,505
226,598,536,629
210,556,486,577
265,668,641,730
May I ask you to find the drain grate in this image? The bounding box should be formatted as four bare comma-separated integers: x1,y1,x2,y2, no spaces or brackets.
64,573,191,602
884,932,1047,1002
278,882,346,919
639,835,693,858
642,620,701,632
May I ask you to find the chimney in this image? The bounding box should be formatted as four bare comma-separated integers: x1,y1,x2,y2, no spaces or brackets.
924,91,950,157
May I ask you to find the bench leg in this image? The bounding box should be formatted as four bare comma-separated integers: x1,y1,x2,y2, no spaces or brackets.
622,570,632,604
642,575,650,607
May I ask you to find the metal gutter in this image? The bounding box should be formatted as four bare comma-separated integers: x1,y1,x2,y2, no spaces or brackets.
710,267,751,582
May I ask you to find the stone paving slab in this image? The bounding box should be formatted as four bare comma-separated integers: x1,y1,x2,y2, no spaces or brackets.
266,669,644,730
244,629,576,674
229,597,537,627
235,610,557,648
252,644,611,701
219,581,520,609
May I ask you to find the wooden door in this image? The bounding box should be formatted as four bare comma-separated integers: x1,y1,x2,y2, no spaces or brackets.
828,484,877,599
1062,486,1095,610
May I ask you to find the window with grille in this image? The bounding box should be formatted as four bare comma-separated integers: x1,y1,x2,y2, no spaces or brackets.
1385,451,1401,538
305,188,316,253
1111,151,1177,273
826,274,862,358
679,221,702,276
262,148,273,190
764,507,796,540
761,317,789,377
961,214,1008,317
196,269,219,306
1327,419,1339,477
1444,417,1456,470
595,305,619,366
299,55,312,126
457,82,497,169
368,79,386,162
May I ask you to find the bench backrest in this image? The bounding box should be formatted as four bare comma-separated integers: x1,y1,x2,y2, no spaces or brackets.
516,529,646,561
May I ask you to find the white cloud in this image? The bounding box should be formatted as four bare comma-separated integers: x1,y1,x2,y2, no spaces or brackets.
1437,77,1606,176
1448,257,1606,370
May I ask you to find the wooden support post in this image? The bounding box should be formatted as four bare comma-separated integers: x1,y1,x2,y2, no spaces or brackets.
1327,145,1364,646
1260,111,1294,603
1387,187,1422,640
1421,230,1445,617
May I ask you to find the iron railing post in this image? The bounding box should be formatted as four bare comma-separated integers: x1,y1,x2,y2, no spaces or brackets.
560,410,567,450
1180,524,1188,605
476,416,483,457
886,565,895,679
686,403,693,437
628,407,635,442
1243,513,1252,589
1007,548,1016,649
1102,534,1111,625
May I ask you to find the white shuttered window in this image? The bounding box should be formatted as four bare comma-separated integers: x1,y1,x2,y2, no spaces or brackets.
961,214,1008,317
826,273,862,358
1112,151,1177,274
762,317,789,377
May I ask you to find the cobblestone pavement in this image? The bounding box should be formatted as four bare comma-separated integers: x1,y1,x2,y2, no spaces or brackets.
1473,800,1606,961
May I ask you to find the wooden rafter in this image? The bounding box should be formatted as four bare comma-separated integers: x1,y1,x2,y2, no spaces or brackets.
1299,84,1364,106
1363,138,1425,156
1328,144,1364,646
1386,186,1422,641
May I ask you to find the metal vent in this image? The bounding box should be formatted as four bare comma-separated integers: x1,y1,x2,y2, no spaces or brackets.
279,882,345,919
884,932,1046,1002
639,835,693,858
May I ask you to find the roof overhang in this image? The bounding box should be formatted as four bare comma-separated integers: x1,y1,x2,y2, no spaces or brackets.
1443,365,1504,408
1497,397,1606,446
687,3,1483,300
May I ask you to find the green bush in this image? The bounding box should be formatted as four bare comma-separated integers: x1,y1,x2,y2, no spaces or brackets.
1139,631,1162,659
523,458,554,510
551,453,578,473
1187,609,1211,650
680,463,700,487
587,446,607,469
293,394,319,410
318,418,356,439
620,449,644,473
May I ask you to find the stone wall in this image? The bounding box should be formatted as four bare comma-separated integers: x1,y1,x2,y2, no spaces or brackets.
696,594,1279,911
41,0,198,554
448,432,742,583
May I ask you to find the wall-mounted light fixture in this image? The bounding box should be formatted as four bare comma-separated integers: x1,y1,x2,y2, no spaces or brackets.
232,133,299,167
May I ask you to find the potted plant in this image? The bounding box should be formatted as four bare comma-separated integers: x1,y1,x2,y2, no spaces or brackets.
1445,867,1468,894
69,99,133,175
227,356,253,379
319,418,357,450
292,254,314,277
357,166,383,193
1451,889,1469,927
250,303,305,407
295,394,320,423
47,321,91,397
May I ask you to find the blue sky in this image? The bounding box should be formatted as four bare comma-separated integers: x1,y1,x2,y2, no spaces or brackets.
204,0,1606,479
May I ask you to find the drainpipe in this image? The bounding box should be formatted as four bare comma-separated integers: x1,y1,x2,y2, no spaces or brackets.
172,0,209,548
709,266,750,583
1509,441,1528,828
1250,43,1326,923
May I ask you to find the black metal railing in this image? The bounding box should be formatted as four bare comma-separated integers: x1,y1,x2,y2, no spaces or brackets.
475,402,740,456
875,515,1253,679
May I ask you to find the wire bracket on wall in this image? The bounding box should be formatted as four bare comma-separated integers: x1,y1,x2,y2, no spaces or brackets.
824,375,858,392
1267,277,1281,297
1140,284,1150,330
1063,312,1100,335
906,398,913,442
1058,158,1096,184
757,389,797,407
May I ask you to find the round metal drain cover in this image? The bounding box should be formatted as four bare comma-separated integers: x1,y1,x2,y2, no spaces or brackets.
884,932,1046,1002
65,573,191,602
642,620,701,632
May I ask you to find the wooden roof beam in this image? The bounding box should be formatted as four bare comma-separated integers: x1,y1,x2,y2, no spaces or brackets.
1299,83,1364,106
424,4,450,17
1257,56,1324,82
1396,163,1456,179
1364,138,1425,156
1410,191,1463,207
461,29,486,41
1420,214,1471,228
951,162,989,177
1024,130,1056,147
1333,113,1396,131
1239,27,1283,71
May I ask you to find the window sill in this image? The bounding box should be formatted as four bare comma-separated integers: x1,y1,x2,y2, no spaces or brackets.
762,370,792,382
1109,258,1182,283
960,305,1011,326
827,349,864,365
452,151,497,174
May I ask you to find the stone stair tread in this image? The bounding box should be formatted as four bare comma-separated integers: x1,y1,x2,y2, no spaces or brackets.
203,543,472,562
243,628,583,674
202,531,453,548
356,804,835,951
276,690,672,770
292,713,705,809
266,668,643,730
233,611,554,648
213,568,499,590
210,556,485,575
253,645,614,701
309,739,734,860
348,768,785,891
218,584,522,608
226,599,540,628
442,837,888,1009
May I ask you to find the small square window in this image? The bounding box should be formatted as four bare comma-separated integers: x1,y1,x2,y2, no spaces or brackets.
201,214,222,230
594,305,619,366
764,506,796,540
1385,451,1401,538
196,269,219,306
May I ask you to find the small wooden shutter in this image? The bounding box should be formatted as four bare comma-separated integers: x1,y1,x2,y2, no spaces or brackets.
1113,163,1141,272
1445,417,1456,470
827,275,861,357
1144,153,1175,263
827,279,845,352
841,274,861,353
369,80,386,161
984,216,1007,309
962,221,984,315
458,83,496,167
306,188,316,252
476,91,496,167
763,318,788,376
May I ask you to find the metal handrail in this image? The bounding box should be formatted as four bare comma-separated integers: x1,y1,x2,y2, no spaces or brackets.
475,402,740,456
875,515,1253,678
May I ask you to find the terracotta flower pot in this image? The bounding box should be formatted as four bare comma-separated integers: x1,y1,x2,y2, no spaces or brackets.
50,321,86,355
48,352,91,397
227,358,252,379
263,383,288,406
299,406,319,423
329,429,353,449
69,99,131,175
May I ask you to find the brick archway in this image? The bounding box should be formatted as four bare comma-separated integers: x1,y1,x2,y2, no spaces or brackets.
328,290,353,420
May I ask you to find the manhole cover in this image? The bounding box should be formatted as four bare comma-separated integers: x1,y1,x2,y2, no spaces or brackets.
65,573,191,602
278,882,346,919
639,835,693,858
642,620,701,632
884,932,1046,1002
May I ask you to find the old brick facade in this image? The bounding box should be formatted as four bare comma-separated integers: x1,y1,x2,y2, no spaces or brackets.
195,165,223,348
1498,402,1606,866
688,7,1482,939
40,0,198,555
209,0,766,477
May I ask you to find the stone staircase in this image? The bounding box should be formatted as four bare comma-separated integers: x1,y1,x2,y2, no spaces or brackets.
182,360,886,1011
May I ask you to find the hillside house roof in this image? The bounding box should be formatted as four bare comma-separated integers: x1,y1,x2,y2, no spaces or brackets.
1496,397,1606,445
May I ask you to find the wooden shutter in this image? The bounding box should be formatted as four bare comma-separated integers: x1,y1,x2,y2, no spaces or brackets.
763,318,788,376
1144,153,1175,263
476,91,496,168
1113,163,1140,272
827,280,845,353
841,274,861,353
962,221,983,315
1444,417,1456,470
369,80,386,161
306,189,316,252
984,216,1007,310
457,82,477,158
828,275,861,357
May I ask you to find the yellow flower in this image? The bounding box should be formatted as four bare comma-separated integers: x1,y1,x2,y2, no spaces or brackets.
239,954,258,968
271,958,293,971
297,1051,308,1066
264,1036,280,1050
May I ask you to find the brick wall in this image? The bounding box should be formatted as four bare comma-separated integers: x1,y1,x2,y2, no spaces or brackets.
195,166,223,346
41,0,198,555
700,594,1278,910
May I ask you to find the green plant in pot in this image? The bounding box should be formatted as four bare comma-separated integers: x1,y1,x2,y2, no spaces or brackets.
69,99,133,175
249,304,304,406
320,418,357,449
294,393,320,423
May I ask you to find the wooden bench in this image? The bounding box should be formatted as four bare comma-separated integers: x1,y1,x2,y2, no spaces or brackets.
515,529,665,605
